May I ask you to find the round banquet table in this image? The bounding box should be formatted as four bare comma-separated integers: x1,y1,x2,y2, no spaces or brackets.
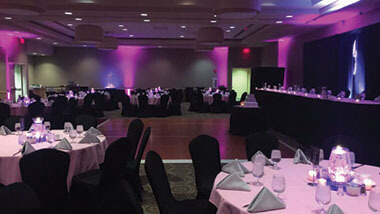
0,130,107,187
10,103,52,117
130,95,171,106
210,159,380,214
203,94,229,105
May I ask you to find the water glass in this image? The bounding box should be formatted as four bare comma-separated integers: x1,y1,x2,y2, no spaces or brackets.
369,189,380,213
272,174,286,199
20,118,25,132
349,152,355,168
44,121,51,132
252,162,264,186
69,130,77,143
15,123,21,135
64,122,72,133
253,154,266,166
76,125,84,137
271,150,282,170
315,183,331,214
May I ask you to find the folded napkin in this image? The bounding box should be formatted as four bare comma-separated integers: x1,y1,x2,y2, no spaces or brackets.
293,149,312,165
251,151,274,166
222,159,250,177
79,133,100,144
0,126,12,136
247,187,286,213
22,142,36,155
54,138,73,150
85,127,102,136
327,204,344,214
216,172,250,191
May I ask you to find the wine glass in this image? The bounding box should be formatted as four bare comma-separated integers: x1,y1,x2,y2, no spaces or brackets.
76,125,84,137
253,154,266,166
369,189,380,213
272,174,286,199
69,130,77,143
315,183,331,214
349,152,355,168
251,162,264,186
15,123,21,135
271,150,282,170
64,122,72,133
20,118,25,132
44,121,51,132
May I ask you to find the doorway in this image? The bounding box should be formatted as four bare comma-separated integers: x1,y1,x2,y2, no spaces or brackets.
232,68,251,101
10,63,27,101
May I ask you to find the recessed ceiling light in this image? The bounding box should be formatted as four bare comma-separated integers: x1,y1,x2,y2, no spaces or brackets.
276,20,283,24
210,20,217,23
4,17,12,20
64,12,73,15
36,37,42,40
53,42,58,45
75,18,82,21
181,25,186,29
286,15,293,18
180,35,184,38
143,19,150,22
129,34,134,37
118,24,124,28
68,23,73,27
226,29,231,33
32,52,37,55
122,28,128,31
82,44,87,47
214,14,217,18
230,26,235,29
140,13,148,17
41,54,45,56
158,46,162,48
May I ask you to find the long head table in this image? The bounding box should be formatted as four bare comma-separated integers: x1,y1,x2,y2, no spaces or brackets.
254,89,380,166
210,159,380,214
0,130,107,187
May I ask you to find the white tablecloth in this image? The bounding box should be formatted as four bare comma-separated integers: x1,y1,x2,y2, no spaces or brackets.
210,159,380,214
10,103,52,116
0,130,107,187
130,95,171,106
203,94,229,105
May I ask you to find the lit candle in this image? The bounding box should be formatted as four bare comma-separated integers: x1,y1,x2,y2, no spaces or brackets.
308,170,317,181
318,178,327,186
355,99,360,103
240,102,245,107
304,93,308,96
333,145,346,155
337,97,341,100
364,179,373,191
317,95,321,98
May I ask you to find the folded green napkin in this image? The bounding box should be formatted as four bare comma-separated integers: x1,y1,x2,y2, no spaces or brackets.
22,142,36,155
327,204,344,214
247,187,286,213
79,133,100,144
54,138,72,150
293,149,312,164
0,126,12,136
85,127,102,136
222,159,250,177
251,151,274,166
216,172,250,191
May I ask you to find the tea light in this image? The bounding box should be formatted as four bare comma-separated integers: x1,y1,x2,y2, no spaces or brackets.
337,97,341,100
304,93,308,96
240,102,245,107
364,179,373,191
308,170,317,181
318,178,327,186
355,99,360,103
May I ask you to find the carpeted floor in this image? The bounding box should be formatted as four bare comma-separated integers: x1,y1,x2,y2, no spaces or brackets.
140,163,197,214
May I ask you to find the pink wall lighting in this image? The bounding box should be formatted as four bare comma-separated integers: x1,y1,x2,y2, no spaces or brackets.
277,37,293,88
114,46,144,89
210,47,229,87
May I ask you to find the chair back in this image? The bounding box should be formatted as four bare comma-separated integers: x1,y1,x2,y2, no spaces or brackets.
138,94,149,108
75,114,98,130
228,91,237,104
159,94,169,108
28,102,45,118
145,151,177,213
239,92,248,102
0,103,10,125
189,135,221,199
56,96,68,108
127,119,144,156
135,127,151,170
0,182,40,214
4,116,21,131
213,93,222,104
245,132,279,160
20,149,70,214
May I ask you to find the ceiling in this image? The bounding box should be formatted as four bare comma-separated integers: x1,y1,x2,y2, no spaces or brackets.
0,0,380,48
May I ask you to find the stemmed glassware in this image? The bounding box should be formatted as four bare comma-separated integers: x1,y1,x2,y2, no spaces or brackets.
369,189,380,213
44,121,51,132
69,130,77,143
64,122,72,133
315,182,331,214
272,174,286,200
252,162,264,186
271,150,282,170
15,123,21,135
76,125,84,137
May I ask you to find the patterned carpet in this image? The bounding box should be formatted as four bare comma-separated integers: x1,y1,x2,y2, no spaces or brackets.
139,163,197,214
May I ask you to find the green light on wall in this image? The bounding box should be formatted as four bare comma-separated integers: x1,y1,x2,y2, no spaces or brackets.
232,68,251,101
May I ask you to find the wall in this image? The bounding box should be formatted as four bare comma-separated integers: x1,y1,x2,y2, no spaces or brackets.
260,43,278,67
280,6,380,86
31,46,228,89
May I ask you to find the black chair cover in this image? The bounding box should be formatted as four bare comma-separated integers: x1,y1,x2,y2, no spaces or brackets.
245,132,279,161
189,135,221,199
137,95,152,117
210,94,224,113
0,103,10,125
28,102,45,118
126,118,144,157
19,149,70,214
49,101,65,129
121,94,138,117
239,92,248,103
154,94,170,117
4,116,22,131
0,182,40,214
75,114,98,130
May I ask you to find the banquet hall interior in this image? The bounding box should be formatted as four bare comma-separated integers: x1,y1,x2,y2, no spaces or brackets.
0,0,380,213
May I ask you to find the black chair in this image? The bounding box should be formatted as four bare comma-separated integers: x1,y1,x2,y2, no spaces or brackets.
239,92,248,103
75,114,98,131
49,101,65,129
82,94,94,115
169,90,182,116
19,149,70,214
245,132,279,161
70,138,139,214
137,94,152,117
63,98,78,122
121,95,138,117
210,94,224,113
28,102,45,118
0,182,40,214
125,127,151,200
0,103,10,126
196,93,210,113
4,116,22,131
189,135,221,200
154,94,170,117
93,93,105,117
126,118,144,157
223,91,237,113
145,151,217,214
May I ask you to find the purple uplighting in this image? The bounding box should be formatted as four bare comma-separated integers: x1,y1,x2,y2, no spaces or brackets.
114,46,144,89
210,47,229,87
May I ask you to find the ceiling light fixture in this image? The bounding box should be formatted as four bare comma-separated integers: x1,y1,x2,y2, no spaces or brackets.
53,42,58,45
143,19,150,22
64,11,72,15
214,0,261,19
181,25,186,28
226,29,231,32
36,37,42,40
140,13,148,16
41,53,45,56
68,23,73,27
82,45,87,47
118,24,124,28
32,52,37,55
129,34,134,37
230,26,235,29
180,35,185,38
122,28,128,31
286,15,293,18
158,46,162,48
75,17,82,21
210,20,217,23
4,16,12,20
276,20,283,24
